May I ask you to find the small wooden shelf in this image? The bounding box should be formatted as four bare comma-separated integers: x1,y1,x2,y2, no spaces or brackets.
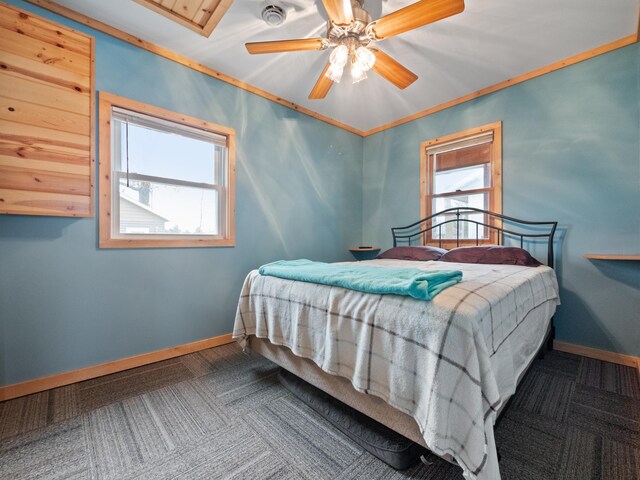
584,254,640,261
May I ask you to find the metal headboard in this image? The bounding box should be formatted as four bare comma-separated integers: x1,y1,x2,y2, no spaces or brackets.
391,207,558,268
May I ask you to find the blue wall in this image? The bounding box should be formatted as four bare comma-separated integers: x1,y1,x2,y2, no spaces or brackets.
362,44,640,356
0,0,363,386
1,0,638,387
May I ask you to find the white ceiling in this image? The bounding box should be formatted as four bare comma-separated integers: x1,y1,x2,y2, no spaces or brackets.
54,0,638,132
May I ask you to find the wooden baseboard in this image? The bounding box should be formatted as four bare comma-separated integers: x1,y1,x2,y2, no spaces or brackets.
2,336,635,402
0,333,234,402
554,340,640,375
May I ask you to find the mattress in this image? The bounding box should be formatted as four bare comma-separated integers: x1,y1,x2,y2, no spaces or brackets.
234,259,560,479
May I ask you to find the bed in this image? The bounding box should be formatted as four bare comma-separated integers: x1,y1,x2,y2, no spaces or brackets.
233,208,560,480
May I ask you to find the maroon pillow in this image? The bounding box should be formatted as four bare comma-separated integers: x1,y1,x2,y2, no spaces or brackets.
377,246,447,261
439,246,542,266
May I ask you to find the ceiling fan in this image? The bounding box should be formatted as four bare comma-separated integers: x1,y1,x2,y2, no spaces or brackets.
245,0,465,99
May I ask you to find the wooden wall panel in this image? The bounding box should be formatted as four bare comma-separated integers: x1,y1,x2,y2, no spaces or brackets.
0,96,91,133
0,6,91,56
1,72,91,114
0,2,94,217
0,188,90,215
0,166,90,195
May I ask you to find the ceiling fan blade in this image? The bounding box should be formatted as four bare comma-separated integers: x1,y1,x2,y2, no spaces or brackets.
309,63,334,99
245,38,326,54
322,0,354,26
371,0,465,40
371,49,418,89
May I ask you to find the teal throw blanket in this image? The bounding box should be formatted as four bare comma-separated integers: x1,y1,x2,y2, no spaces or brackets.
258,259,462,301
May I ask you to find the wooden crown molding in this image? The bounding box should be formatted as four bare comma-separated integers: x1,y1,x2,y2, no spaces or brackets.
0,333,235,401
21,0,640,138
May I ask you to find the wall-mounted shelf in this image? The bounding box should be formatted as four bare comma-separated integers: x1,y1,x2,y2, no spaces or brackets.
584,254,640,261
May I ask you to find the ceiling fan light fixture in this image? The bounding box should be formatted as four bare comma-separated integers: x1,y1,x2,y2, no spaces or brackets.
326,62,345,83
326,44,349,83
351,62,367,84
354,46,375,71
329,44,349,68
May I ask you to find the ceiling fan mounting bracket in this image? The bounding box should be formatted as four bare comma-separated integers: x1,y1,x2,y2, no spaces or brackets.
326,1,373,49
327,24,372,48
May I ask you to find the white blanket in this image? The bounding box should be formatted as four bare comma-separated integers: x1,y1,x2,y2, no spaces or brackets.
233,259,560,479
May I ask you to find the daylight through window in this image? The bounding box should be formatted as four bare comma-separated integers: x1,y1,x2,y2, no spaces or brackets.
421,122,502,245
99,93,235,248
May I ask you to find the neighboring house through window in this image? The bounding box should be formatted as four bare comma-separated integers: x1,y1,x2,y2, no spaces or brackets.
98,92,235,248
420,121,502,246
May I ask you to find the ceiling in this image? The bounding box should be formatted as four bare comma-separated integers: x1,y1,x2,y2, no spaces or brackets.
53,0,638,132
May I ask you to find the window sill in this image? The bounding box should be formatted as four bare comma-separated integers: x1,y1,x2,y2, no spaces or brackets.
99,237,236,249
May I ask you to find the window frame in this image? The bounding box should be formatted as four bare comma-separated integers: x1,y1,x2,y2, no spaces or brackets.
419,121,502,247
98,91,235,248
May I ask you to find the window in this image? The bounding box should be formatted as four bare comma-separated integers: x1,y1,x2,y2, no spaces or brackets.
99,92,235,248
420,122,502,246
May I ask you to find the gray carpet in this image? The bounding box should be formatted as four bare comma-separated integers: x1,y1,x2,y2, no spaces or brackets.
1,344,638,479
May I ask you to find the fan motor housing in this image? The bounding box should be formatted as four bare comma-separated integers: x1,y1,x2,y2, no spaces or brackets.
327,1,372,45
261,3,286,27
